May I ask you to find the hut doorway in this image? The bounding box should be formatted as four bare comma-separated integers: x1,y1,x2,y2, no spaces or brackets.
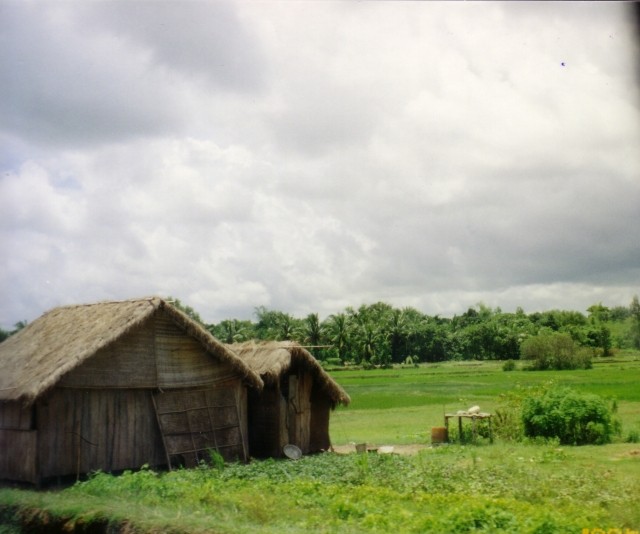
152,387,247,467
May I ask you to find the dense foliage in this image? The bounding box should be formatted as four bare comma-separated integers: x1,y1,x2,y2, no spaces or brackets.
203,297,640,366
522,387,618,445
520,332,592,370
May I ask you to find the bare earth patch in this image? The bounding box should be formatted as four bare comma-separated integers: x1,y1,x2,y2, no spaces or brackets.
331,443,429,455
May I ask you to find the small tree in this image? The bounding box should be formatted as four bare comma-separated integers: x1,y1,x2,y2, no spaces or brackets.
521,332,591,370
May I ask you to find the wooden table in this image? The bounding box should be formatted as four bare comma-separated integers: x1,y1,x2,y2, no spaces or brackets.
444,412,493,443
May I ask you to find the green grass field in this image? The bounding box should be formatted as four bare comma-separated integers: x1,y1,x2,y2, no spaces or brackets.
1,353,639,533
330,355,640,446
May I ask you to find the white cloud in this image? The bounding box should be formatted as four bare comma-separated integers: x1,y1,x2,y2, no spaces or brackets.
0,1,638,328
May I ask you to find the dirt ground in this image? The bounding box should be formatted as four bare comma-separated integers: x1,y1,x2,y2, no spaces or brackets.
331,443,430,455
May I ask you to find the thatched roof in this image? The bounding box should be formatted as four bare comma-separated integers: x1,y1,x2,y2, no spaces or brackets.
228,341,350,406
0,297,262,404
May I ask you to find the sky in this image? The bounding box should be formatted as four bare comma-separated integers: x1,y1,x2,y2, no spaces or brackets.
1,1,639,329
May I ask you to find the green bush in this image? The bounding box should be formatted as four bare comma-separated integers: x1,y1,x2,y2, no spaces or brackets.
522,387,616,445
493,382,553,442
521,332,592,370
502,359,516,371
625,429,640,443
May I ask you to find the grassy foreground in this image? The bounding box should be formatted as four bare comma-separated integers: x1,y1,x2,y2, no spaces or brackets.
1,443,639,533
1,354,639,533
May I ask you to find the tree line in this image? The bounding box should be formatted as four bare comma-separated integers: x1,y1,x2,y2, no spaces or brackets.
3,296,639,366
203,296,640,366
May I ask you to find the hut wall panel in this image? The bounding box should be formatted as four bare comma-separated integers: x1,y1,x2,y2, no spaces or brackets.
236,386,249,460
309,385,332,452
58,322,157,388
288,373,312,453
37,388,164,479
0,402,33,430
154,313,236,388
0,430,37,482
278,392,288,453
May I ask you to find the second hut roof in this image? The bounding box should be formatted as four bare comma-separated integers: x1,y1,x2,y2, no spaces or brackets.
228,340,350,406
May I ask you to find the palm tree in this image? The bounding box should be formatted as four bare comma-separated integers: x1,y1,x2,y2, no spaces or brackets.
387,308,408,364
217,319,249,344
304,313,323,359
324,313,351,363
277,313,299,341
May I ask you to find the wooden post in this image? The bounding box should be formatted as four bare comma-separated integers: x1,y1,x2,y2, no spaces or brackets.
472,416,477,443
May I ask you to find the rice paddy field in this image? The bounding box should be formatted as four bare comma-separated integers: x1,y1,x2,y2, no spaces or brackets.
1,353,639,533
330,353,640,446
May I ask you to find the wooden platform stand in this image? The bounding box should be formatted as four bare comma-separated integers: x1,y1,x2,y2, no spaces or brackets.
444,412,493,444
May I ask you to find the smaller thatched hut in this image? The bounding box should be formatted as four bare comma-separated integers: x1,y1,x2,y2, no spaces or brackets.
228,341,350,458
0,297,262,484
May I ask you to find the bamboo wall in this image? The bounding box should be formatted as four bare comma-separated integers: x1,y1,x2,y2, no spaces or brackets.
288,373,312,453
0,427,37,483
0,402,38,482
0,402,33,430
36,388,165,479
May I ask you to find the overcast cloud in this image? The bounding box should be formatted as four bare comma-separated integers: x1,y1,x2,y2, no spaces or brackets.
1,1,639,328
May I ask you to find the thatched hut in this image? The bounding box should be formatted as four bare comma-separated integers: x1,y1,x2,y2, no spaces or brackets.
0,297,262,484
228,341,350,458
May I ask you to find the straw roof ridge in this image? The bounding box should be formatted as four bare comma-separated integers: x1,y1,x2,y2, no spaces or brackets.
228,340,350,405
0,297,262,404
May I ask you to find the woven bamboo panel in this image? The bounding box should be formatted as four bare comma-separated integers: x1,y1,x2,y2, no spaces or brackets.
153,386,246,465
155,313,236,388
59,321,156,388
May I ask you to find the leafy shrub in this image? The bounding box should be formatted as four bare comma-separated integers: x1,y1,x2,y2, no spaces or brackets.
625,429,640,443
502,359,516,371
493,382,553,442
521,387,617,445
521,332,592,370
